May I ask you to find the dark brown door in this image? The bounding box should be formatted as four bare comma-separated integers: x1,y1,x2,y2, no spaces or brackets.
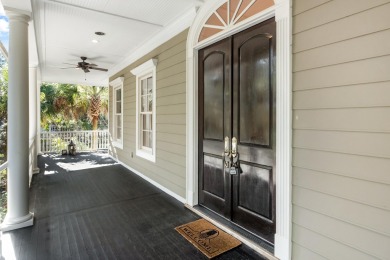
198,37,232,219
198,18,276,244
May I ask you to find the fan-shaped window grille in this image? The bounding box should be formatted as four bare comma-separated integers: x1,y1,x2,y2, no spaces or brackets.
198,0,274,42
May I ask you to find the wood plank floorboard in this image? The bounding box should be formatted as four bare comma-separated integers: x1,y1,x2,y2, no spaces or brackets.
1,153,266,260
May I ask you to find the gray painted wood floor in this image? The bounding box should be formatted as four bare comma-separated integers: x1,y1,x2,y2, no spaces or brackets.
1,153,266,260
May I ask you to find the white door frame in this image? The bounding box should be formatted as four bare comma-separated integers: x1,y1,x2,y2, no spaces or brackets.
185,1,292,259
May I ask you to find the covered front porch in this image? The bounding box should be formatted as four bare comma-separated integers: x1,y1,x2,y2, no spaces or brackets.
1,153,264,259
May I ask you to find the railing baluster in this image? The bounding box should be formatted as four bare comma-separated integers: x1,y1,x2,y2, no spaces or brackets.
40,130,109,153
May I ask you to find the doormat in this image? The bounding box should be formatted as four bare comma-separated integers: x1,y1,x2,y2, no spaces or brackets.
175,219,241,259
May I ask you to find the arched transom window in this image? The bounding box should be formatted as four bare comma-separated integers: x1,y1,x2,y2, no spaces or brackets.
198,0,275,42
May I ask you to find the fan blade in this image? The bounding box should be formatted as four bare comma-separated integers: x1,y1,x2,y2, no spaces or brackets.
89,67,108,72
83,68,90,73
88,64,98,67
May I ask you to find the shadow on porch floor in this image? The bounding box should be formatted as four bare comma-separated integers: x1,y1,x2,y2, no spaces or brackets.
1,153,266,260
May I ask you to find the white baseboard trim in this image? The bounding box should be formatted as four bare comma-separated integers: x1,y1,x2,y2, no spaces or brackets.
114,157,186,204
275,233,290,260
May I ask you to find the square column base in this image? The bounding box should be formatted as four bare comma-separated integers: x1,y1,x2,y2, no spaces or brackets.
1,213,34,232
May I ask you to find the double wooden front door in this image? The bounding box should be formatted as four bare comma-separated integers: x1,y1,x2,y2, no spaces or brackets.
198,19,276,244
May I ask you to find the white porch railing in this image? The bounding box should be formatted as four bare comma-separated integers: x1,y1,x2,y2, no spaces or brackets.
40,130,110,153
0,161,7,172
0,138,37,190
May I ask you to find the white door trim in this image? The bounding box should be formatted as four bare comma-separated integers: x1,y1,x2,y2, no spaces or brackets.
185,1,292,259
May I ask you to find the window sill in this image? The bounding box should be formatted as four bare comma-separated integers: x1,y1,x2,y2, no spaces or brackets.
136,149,155,163
112,141,123,150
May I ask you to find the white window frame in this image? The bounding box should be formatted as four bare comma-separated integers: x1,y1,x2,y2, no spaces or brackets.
131,59,157,162
109,77,124,149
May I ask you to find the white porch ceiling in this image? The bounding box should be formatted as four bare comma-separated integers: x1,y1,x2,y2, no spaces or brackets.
2,0,202,86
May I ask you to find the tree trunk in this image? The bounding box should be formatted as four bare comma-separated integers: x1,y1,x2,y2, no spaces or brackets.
92,116,98,130
92,116,98,150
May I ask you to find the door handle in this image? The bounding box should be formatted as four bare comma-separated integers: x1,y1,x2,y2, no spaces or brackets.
230,137,241,175
224,136,230,155
231,137,237,158
223,136,231,168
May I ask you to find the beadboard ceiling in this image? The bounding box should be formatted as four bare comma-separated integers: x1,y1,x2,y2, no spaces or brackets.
2,0,202,86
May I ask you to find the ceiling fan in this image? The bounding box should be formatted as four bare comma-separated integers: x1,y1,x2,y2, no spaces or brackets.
62,57,108,73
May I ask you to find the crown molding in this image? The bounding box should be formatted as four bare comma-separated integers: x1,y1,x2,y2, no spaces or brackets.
108,7,197,77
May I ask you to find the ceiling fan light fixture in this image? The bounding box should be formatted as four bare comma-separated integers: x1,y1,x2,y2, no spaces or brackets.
95,31,105,36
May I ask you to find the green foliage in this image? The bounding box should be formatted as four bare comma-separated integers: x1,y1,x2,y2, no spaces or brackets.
0,122,7,158
0,64,8,162
0,169,6,222
0,63,7,222
0,64,7,121
40,83,108,131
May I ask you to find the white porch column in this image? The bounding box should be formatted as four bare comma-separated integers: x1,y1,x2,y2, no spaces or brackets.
29,66,39,173
0,10,34,232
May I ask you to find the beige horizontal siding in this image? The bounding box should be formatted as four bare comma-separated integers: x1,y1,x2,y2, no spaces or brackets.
293,167,390,210
293,0,331,15
157,83,186,98
294,107,390,132
292,242,327,260
293,1,390,258
294,29,390,72
109,29,188,199
294,207,389,259
293,81,390,109
293,55,390,90
293,187,390,236
293,149,390,185
292,224,377,260
293,3,390,53
293,0,389,34
294,130,390,159
158,71,186,88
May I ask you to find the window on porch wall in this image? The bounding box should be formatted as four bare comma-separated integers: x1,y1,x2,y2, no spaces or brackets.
131,59,157,162
114,87,122,142
110,77,124,149
139,76,153,151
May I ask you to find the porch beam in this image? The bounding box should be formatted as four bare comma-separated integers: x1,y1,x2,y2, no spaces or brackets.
0,9,34,232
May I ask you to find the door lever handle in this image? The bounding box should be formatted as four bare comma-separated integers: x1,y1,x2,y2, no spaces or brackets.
223,136,231,168
224,136,230,155
231,137,237,158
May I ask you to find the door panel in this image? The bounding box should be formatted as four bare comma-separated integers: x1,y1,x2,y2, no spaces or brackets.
203,155,225,198
203,52,225,141
238,162,272,219
232,19,276,243
239,35,271,147
199,18,276,245
198,37,232,218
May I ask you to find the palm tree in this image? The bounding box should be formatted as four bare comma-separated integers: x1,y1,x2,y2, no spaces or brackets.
40,83,108,131
77,86,108,149
78,85,108,130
